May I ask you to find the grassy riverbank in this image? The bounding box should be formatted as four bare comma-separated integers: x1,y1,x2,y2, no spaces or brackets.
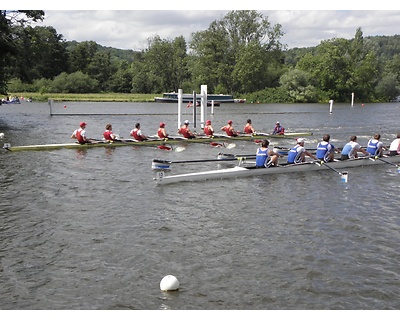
8,92,157,102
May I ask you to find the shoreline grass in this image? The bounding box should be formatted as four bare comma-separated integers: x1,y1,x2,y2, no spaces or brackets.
8,92,158,102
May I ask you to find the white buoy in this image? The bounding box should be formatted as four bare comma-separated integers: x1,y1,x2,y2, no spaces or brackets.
160,275,180,291
0,133,4,139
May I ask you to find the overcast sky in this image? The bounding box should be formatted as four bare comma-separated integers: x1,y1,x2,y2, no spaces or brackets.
8,2,400,51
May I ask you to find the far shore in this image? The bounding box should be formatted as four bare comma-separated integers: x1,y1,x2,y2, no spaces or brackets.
7,92,157,102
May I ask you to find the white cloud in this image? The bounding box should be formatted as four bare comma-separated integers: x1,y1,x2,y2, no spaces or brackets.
33,10,400,51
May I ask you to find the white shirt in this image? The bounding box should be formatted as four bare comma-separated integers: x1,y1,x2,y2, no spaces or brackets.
389,138,400,151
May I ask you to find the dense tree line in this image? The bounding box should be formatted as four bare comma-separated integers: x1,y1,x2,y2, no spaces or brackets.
1,10,400,102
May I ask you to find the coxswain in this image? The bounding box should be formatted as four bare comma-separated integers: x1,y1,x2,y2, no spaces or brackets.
272,121,285,135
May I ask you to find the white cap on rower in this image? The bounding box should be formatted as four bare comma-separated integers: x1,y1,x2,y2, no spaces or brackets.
184,120,189,124
297,138,306,143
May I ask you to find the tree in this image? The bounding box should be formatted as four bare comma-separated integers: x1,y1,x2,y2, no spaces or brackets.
190,10,284,94
279,68,318,102
0,10,44,93
8,25,68,83
68,41,98,74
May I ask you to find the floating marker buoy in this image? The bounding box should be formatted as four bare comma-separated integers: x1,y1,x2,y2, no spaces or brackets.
64,105,67,108
160,275,179,291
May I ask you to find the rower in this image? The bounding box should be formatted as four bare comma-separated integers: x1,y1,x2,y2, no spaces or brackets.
203,120,214,136
130,123,148,141
243,119,255,134
287,138,317,164
177,120,196,139
157,122,169,139
221,120,238,137
255,140,283,168
71,121,93,144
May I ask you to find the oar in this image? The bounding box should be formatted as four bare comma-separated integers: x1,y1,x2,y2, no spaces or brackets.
315,161,349,182
218,152,256,159
371,156,400,172
152,156,252,170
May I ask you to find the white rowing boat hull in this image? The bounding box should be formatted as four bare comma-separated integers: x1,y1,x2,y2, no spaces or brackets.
154,156,400,185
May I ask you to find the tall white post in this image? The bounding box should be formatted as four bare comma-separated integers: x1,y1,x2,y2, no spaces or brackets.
351,92,354,106
192,91,197,129
200,85,207,129
177,89,183,129
329,99,334,114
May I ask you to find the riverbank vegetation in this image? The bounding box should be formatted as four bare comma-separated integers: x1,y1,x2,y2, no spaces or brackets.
8,92,156,102
1,10,400,103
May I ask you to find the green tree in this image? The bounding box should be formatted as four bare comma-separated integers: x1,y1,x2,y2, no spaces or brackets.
297,38,351,101
68,41,98,74
87,51,115,91
190,10,284,94
279,68,318,102
50,71,99,93
107,61,133,93
0,10,44,93
9,25,68,83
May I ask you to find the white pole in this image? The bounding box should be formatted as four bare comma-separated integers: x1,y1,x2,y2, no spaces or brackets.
329,99,333,114
177,89,183,129
211,100,214,115
351,92,354,106
200,85,207,129
192,91,197,129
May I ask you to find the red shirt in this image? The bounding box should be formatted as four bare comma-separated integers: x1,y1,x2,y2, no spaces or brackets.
158,128,168,139
103,130,114,140
178,125,194,138
204,126,214,136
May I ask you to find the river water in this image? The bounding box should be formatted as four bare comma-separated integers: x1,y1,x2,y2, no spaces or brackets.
0,100,399,311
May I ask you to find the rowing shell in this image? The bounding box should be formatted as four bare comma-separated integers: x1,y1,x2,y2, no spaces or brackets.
2,131,313,152
154,155,400,185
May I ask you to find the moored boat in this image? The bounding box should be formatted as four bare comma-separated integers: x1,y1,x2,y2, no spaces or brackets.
154,155,400,185
155,92,235,103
